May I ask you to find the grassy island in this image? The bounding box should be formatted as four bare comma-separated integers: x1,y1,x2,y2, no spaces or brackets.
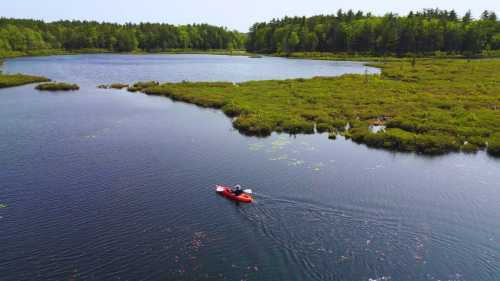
127,81,159,92
125,58,500,156
98,83,129,90
0,73,50,88
35,82,80,91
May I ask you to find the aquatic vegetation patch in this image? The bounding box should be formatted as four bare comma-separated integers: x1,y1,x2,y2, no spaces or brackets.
310,163,325,171
269,155,288,161
98,83,129,89
127,81,159,92
137,59,500,156
35,82,79,91
248,142,265,151
271,137,291,149
110,83,129,89
288,159,305,166
0,74,50,88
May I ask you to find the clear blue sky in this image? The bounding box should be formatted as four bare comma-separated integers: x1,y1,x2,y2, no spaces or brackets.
2,0,499,31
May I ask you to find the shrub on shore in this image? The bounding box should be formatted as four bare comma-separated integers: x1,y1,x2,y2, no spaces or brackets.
35,82,79,91
316,123,332,133
232,114,273,136
281,118,315,134
461,143,479,153
487,133,500,156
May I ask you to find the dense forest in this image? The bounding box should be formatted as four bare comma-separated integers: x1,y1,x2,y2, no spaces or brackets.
246,9,500,55
1,9,500,57
0,18,245,54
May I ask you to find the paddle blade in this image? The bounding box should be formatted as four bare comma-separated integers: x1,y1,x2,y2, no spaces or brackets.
243,189,253,194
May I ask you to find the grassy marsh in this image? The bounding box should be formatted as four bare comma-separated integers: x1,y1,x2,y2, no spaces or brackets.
128,58,500,156
0,73,50,88
127,81,159,92
35,82,80,91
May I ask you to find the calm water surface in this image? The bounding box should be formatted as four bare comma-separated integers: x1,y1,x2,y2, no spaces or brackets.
2,54,378,83
0,55,499,281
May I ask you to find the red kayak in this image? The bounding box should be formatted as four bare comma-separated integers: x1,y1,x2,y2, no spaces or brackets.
216,185,253,203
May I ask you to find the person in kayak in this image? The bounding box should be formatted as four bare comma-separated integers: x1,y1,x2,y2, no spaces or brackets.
233,184,244,196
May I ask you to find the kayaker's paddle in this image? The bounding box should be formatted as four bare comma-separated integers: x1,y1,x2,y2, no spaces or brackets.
243,189,253,194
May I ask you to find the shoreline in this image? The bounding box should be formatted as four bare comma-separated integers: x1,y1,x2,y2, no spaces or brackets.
0,49,252,61
0,50,251,88
3,49,500,62
2,52,499,157
130,58,499,157
0,73,50,88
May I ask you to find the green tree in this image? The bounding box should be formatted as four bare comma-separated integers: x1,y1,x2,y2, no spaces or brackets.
287,31,300,52
245,9,499,55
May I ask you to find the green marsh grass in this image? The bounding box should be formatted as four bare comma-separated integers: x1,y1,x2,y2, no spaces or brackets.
127,81,159,92
35,82,80,91
124,59,500,156
0,74,50,88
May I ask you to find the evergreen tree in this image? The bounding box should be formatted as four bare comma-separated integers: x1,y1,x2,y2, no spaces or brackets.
0,18,246,54
246,9,500,55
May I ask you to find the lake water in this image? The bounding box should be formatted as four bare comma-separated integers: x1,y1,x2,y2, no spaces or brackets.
2,54,379,84
0,54,499,281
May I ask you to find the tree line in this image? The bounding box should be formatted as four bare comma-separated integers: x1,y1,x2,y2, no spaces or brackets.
246,9,500,56
1,9,499,56
0,18,246,53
